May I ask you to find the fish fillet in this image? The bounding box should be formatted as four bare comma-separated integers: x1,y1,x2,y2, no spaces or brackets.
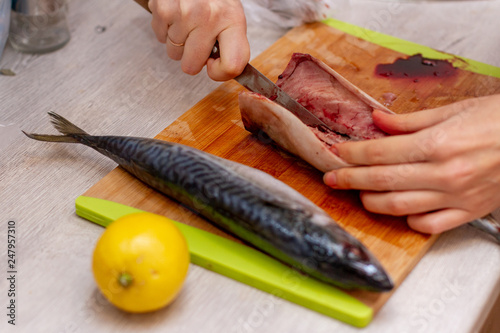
240,53,394,172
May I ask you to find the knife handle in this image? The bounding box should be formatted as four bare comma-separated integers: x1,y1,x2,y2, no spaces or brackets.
134,0,151,13
210,41,220,59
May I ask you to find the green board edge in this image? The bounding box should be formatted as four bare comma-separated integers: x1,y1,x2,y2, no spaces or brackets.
75,195,373,327
323,18,500,79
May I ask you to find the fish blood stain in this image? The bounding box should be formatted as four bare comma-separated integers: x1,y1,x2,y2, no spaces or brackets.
375,54,458,79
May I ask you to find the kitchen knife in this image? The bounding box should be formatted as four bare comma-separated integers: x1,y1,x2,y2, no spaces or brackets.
470,214,500,244
208,42,333,131
234,58,334,131
133,0,333,131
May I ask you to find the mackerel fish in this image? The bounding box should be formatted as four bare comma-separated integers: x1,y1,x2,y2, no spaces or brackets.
23,112,394,291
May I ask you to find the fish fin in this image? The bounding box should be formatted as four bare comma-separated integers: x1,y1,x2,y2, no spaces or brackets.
47,111,89,136
22,131,80,143
22,112,89,143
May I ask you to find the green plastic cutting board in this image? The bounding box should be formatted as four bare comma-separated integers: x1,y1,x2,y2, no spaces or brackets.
76,195,372,327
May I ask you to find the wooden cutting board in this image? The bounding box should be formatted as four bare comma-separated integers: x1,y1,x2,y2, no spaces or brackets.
82,21,500,317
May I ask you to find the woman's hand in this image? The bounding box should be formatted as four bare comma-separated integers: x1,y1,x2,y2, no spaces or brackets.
149,0,250,81
323,94,500,234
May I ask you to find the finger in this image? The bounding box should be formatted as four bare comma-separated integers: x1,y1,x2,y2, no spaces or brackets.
360,190,450,216
149,0,175,44
374,98,482,135
177,28,217,76
372,109,445,135
334,125,449,166
324,162,442,191
206,26,250,81
151,17,168,44
166,23,189,61
407,208,472,234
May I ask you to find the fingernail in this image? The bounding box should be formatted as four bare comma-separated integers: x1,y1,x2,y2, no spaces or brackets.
324,172,337,187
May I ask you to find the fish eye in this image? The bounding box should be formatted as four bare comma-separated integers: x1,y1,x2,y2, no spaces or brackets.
345,246,362,261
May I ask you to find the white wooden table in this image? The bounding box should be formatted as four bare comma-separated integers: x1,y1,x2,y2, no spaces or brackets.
1,1,499,332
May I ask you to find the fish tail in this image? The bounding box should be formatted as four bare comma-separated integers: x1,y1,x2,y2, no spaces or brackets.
22,112,89,143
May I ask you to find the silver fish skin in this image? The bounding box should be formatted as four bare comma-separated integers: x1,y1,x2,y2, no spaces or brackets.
23,112,394,291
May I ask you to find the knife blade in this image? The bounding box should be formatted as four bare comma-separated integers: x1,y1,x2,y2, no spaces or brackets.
235,63,333,131
210,43,333,131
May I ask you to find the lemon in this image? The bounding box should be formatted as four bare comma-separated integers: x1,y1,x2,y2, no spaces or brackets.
92,212,190,313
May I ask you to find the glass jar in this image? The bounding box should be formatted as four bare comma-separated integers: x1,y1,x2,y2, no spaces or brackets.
9,0,70,54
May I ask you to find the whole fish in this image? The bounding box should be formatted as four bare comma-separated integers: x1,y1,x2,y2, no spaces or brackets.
23,112,393,291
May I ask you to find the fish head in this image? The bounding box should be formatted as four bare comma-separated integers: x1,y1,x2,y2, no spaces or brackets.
337,241,394,292
301,221,394,292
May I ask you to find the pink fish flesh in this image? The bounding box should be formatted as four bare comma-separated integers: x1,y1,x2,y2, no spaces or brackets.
239,53,394,172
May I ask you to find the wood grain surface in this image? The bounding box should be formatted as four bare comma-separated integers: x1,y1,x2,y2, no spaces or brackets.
83,22,500,313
